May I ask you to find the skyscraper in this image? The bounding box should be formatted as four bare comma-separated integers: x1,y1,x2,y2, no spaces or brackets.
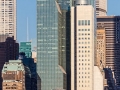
71,0,95,90
0,0,16,39
19,42,32,58
37,0,70,90
97,16,120,89
96,0,107,16
96,26,106,68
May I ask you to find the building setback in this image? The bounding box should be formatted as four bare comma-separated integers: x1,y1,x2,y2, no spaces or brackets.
71,0,95,90
0,35,18,90
97,16,120,88
0,0,16,39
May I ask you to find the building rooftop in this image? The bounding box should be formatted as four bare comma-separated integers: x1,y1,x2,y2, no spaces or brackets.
2,60,24,73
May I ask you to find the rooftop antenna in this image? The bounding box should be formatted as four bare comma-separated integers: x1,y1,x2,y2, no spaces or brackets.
27,17,29,42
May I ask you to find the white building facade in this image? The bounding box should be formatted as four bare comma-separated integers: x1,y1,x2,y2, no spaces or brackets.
96,0,107,16
71,0,95,90
0,0,16,39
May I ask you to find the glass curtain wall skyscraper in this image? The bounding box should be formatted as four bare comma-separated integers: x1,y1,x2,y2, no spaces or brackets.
37,0,70,90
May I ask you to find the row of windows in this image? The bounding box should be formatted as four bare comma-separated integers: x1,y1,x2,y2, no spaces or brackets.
78,55,90,57
78,33,90,35
79,76,90,78
78,50,90,53
78,20,90,26
78,29,90,31
79,38,90,40
79,72,90,74
79,46,90,48
79,63,90,65
79,84,90,87
79,59,90,61
79,42,90,44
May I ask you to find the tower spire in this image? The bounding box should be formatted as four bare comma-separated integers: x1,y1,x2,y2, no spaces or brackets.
27,17,29,42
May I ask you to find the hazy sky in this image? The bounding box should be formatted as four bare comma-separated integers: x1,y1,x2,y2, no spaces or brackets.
17,0,120,42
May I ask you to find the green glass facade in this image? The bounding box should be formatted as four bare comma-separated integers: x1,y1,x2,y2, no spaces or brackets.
19,42,32,58
37,0,70,90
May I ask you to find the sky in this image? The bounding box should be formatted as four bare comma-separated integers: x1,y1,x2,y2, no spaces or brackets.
17,0,36,42
17,0,120,42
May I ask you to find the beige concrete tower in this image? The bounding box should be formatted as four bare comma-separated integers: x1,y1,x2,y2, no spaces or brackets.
96,0,107,16
0,0,16,39
71,0,95,90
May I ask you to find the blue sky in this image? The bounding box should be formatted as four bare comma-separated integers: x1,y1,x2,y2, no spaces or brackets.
17,0,120,42
108,0,120,15
17,0,36,42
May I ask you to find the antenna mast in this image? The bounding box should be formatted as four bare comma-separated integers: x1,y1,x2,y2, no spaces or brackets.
27,17,29,42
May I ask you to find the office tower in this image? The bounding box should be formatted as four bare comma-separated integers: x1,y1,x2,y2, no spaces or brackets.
96,26,108,90
0,35,18,90
0,0,16,39
19,42,32,58
96,0,107,16
2,60,31,90
18,52,37,90
71,0,95,90
58,0,71,89
96,26,106,68
97,16,120,89
37,0,71,89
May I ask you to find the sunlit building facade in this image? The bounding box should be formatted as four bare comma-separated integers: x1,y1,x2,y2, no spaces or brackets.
96,27,106,68
2,60,25,90
97,16,120,89
0,0,16,39
71,0,96,90
96,0,107,16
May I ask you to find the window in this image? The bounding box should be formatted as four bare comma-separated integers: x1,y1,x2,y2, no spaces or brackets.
88,20,90,25
82,20,84,25
85,20,87,25
78,20,81,25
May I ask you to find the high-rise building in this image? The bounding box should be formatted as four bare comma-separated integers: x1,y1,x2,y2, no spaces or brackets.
0,35,19,90
96,0,107,16
71,0,95,90
2,60,31,90
18,52,37,90
97,16,120,88
37,0,70,89
0,0,16,39
19,42,32,58
32,51,37,63
96,26,106,68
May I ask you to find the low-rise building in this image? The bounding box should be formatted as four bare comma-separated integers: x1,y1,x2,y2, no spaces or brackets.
2,60,31,90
